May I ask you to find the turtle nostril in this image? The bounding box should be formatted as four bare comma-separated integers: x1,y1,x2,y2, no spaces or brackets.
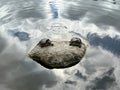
69,37,82,48
39,38,53,47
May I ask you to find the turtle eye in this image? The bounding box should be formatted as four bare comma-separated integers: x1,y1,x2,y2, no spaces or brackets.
39,38,53,47
69,37,82,48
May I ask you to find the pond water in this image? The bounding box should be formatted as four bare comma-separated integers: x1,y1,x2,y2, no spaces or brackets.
0,0,120,90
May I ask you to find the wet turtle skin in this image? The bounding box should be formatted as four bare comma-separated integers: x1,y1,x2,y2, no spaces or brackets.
28,38,87,69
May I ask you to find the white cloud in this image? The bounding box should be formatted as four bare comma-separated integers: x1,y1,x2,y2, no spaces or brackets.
0,0,120,90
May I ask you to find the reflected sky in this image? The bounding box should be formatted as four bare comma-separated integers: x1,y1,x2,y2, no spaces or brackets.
0,0,120,90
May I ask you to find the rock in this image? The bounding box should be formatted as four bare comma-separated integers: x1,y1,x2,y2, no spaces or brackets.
28,38,87,69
